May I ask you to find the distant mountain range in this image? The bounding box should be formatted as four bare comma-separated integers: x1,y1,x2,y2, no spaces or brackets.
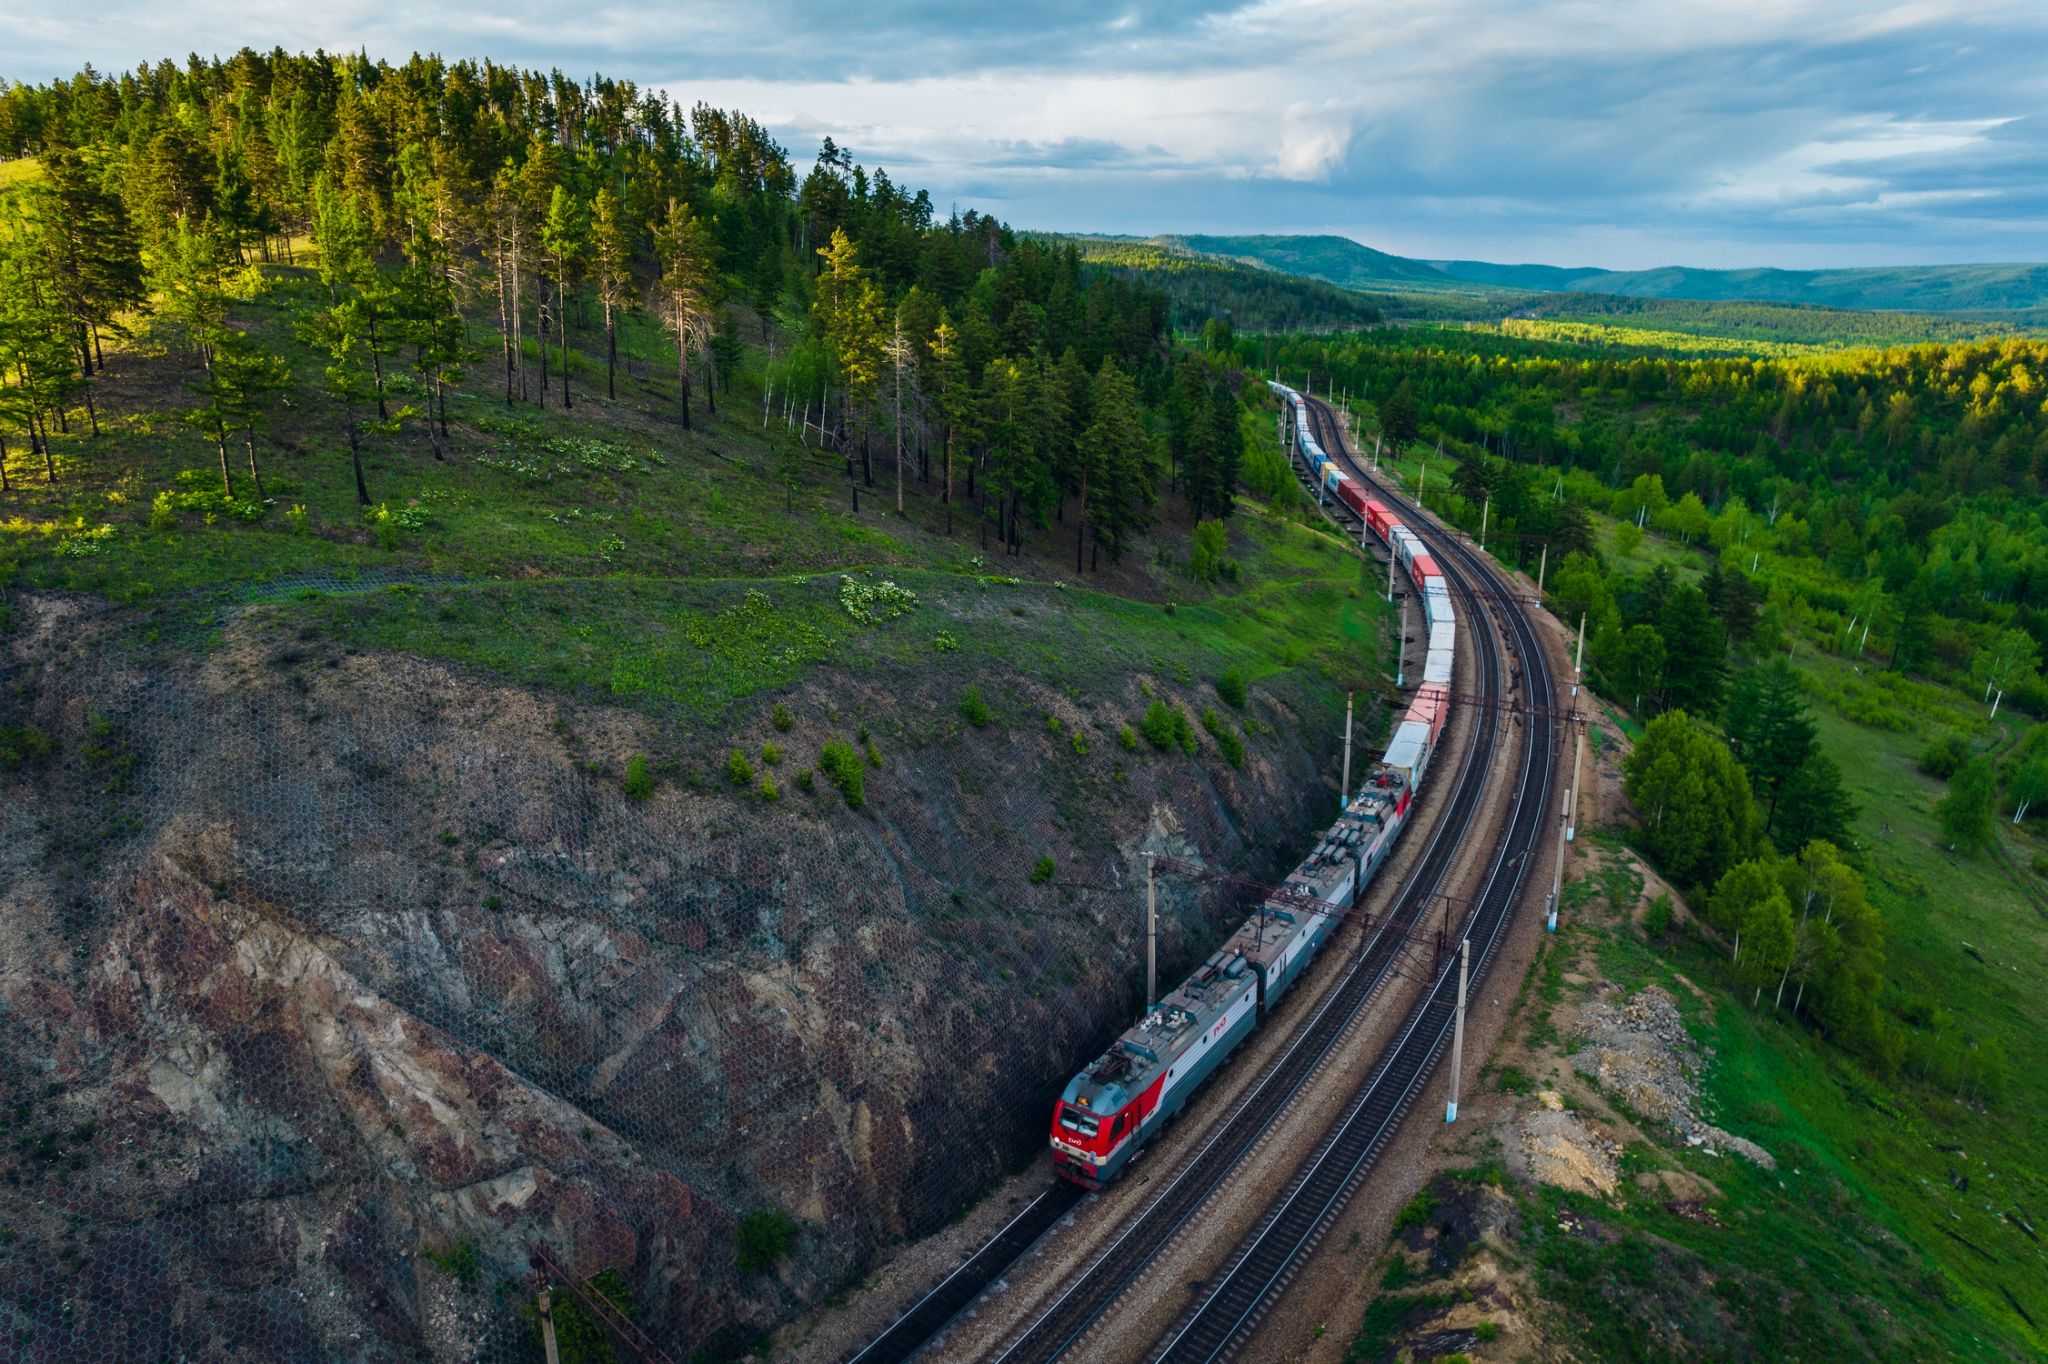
1159,234,2048,315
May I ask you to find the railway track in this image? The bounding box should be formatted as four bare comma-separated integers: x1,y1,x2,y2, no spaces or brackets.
1140,395,1559,1364
846,390,1545,1364
979,402,1524,1364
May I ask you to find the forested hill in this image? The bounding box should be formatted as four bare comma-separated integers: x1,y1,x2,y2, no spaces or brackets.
1155,232,2048,315
0,49,1322,1362
1435,257,2048,314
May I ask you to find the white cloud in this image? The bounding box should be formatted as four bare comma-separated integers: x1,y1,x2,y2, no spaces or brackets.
1273,100,1356,182
3,0,2043,266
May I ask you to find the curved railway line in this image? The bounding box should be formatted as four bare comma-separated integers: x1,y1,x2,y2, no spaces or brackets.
1140,395,1560,1363
846,391,1557,1364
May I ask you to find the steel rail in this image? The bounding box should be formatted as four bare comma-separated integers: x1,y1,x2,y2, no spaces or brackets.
1142,394,1558,1363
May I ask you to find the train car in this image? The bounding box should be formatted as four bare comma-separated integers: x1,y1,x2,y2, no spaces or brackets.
1052,374,1464,1190
1050,948,1259,1188
1382,717,1436,792
1420,574,1453,628
1226,801,1366,1012
1389,527,1426,575
1406,683,1450,743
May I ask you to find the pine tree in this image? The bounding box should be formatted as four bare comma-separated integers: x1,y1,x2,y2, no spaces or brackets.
929,312,965,534
1726,658,1817,830
30,145,146,429
813,227,884,486
654,199,716,431
589,186,634,400
542,184,587,409
1657,585,1728,718
0,221,80,485
1082,358,1154,569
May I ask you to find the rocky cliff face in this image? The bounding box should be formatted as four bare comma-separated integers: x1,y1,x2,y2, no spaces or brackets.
0,590,1356,1359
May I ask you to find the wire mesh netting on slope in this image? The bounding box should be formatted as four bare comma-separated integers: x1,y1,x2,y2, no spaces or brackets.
0,578,1385,1363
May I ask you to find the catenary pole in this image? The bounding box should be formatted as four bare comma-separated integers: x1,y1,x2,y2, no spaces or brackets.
1341,691,1355,811
1445,937,1470,1122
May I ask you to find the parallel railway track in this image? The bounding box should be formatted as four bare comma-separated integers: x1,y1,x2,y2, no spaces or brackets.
1140,395,1559,1363
849,390,1555,1364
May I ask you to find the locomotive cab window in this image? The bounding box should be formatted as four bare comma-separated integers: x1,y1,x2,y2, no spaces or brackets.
1060,1107,1099,1138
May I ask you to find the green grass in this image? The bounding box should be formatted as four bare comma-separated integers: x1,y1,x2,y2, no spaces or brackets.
1515,911,2030,1360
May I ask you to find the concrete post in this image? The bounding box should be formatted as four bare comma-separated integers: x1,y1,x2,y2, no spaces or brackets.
1145,855,1157,1008
1572,613,1587,699
1566,720,1583,843
1341,691,1355,811
1446,937,1470,1122
1537,542,1548,596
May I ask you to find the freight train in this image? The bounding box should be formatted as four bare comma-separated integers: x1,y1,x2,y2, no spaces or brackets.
1048,383,1459,1188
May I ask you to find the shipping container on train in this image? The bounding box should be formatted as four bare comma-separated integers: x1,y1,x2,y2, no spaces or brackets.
1047,381,1458,1188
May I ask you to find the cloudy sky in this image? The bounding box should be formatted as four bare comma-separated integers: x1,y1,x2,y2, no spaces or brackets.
6,0,2044,269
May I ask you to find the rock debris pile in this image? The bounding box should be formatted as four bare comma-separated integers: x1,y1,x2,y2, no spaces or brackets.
1571,986,1774,1169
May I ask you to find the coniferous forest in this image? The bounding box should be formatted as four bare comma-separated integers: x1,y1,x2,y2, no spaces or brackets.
0,50,1252,567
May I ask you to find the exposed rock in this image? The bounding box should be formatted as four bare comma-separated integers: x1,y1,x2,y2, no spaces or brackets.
1571,985,1775,1170
1518,1108,1620,1196
0,590,1356,1358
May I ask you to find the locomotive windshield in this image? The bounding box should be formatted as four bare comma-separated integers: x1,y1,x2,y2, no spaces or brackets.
1058,1106,1100,1138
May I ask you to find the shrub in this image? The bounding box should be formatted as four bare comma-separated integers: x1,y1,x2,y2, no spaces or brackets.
1392,1186,1441,1234
622,754,654,801
1141,700,1177,749
1190,520,1228,581
541,1267,634,1359
1217,667,1248,710
284,503,310,534
1917,734,1971,779
1030,855,1056,885
1071,730,1090,756
758,776,780,803
1173,706,1198,755
864,738,883,768
1046,714,1062,733
1118,724,1139,752
0,725,54,770
819,741,865,809
772,703,795,732
422,1240,480,1287
796,769,816,794
959,685,993,727
734,1208,797,1276
1473,1322,1500,1344
1642,891,1674,938
727,748,756,786
761,741,782,766
1202,707,1245,767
